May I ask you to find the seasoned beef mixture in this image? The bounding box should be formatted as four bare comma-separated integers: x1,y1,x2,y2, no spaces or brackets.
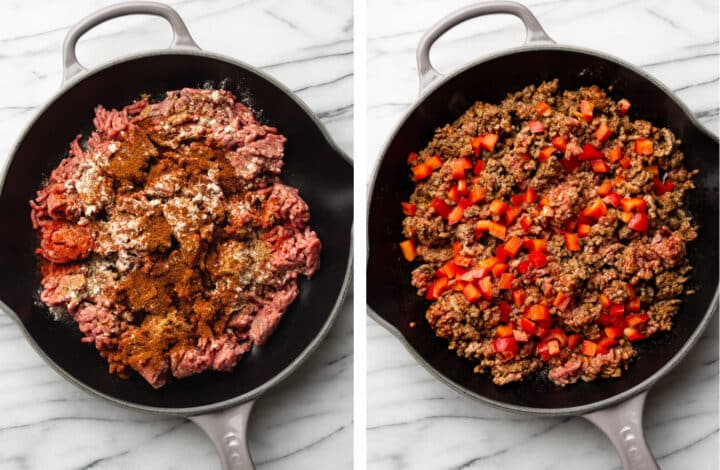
399,80,696,386
30,88,321,388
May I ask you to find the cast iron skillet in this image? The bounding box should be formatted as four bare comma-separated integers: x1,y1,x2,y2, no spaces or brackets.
0,3,352,469
367,2,718,469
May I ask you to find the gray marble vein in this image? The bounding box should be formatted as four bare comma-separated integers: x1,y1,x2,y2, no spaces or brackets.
367,0,718,469
0,0,352,469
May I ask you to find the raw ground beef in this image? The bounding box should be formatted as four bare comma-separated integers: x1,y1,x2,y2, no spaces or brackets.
400,79,696,387
31,88,321,388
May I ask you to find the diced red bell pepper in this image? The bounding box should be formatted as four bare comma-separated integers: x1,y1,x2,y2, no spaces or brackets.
627,298,641,313
580,100,594,122
634,138,653,156
469,186,486,204
527,304,550,322
399,240,417,261
539,146,555,162
457,179,468,195
603,192,622,208
478,276,494,300
528,251,547,268
564,232,581,251
620,197,647,213
448,206,465,225
529,120,545,133
577,223,591,238
495,244,508,263
520,215,532,232
401,202,417,216
539,196,550,207
524,187,538,204
597,336,617,353
488,222,507,240
567,334,582,349
475,220,491,237
551,135,568,152
462,283,482,303
626,314,650,328
448,186,460,203
458,267,489,282
505,206,523,225
597,181,613,197
498,272,514,290
440,261,466,279
581,198,608,220
522,238,547,252
499,301,512,322
619,155,631,169
646,165,659,176
492,262,509,277
431,197,452,218
653,177,675,196
407,151,418,164
473,160,486,176
591,159,610,173
412,162,432,180
599,293,612,309
496,324,514,338
618,98,631,116
426,276,448,300
510,194,525,206
553,291,572,312
545,328,568,347
604,326,623,339
623,327,646,342
609,303,625,317
579,143,604,161
520,318,536,334
490,199,509,216
478,257,499,269
451,158,472,179
535,100,552,116
626,283,636,299
512,289,526,307
493,337,518,353
516,259,532,274
628,212,649,232
582,340,598,356
538,339,561,360
473,133,499,155
598,313,613,326
594,122,613,143
606,145,622,163
619,211,634,223
504,236,523,258
426,155,443,170
513,329,530,343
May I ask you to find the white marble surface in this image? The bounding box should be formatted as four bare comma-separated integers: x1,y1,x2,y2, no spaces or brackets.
0,1,352,469
367,0,718,469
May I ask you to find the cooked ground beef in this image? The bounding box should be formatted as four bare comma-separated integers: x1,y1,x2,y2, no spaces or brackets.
399,80,695,387
30,88,321,388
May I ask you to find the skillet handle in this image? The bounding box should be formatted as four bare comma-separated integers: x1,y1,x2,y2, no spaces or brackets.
62,1,200,84
582,391,660,470
190,400,256,470
416,1,554,93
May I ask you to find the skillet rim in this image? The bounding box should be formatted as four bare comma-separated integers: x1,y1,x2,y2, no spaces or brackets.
366,42,719,415
0,47,354,416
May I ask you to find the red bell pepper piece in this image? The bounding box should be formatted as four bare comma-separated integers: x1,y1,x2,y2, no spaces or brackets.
473,133,499,154
581,198,608,220
591,159,610,173
597,181,613,197
597,336,617,353
524,187,538,204
620,197,647,213
447,186,460,203
580,100,594,122
516,259,532,274
604,326,622,339
492,262,509,277
579,143,604,161
627,212,649,232
462,283,482,303
594,122,612,143
490,199,508,216
431,197,452,218
457,179,468,195
582,340,597,356
412,162,432,180
567,334,582,349
401,202,417,216
399,240,417,261
495,244,508,263
606,145,622,163
535,101,552,116
510,194,525,207
498,272,514,290
499,301,512,322
551,135,568,152
478,276,494,300
505,206,523,225
564,233,581,251
478,257,499,269
623,327,646,342
493,337,518,353
626,314,649,328
473,160,486,175
538,339,561,360
407,151,418,164
599,293,612,309
451,158,472,179
512,289,526,307
447,206,465,225
653,177,675,196
426,276,448,300
520,215,532,232
545,329,568,347
469,186,486,204
634,138,653,156
520,318,536,334
496,324,514,338
618,98,631,116
552,291,572,312
529,120,545,133
513,329,530,343
609,303,625,317
528,251,547,268
619,211,634,223
619,155,631,169
488,222,507,240
523,238,547,252
539,146,555,162
504,236,523,258
627,298,642,313
603,192,622,208
577,223,591,238
527,304,550,322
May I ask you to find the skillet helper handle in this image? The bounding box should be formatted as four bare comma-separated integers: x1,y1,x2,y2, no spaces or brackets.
62,1,199,84
416,0,554,93
190,400,256,470
583,391,660,470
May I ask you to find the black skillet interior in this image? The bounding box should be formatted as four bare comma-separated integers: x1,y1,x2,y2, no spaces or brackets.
368,49,719,409
0,54,352,409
